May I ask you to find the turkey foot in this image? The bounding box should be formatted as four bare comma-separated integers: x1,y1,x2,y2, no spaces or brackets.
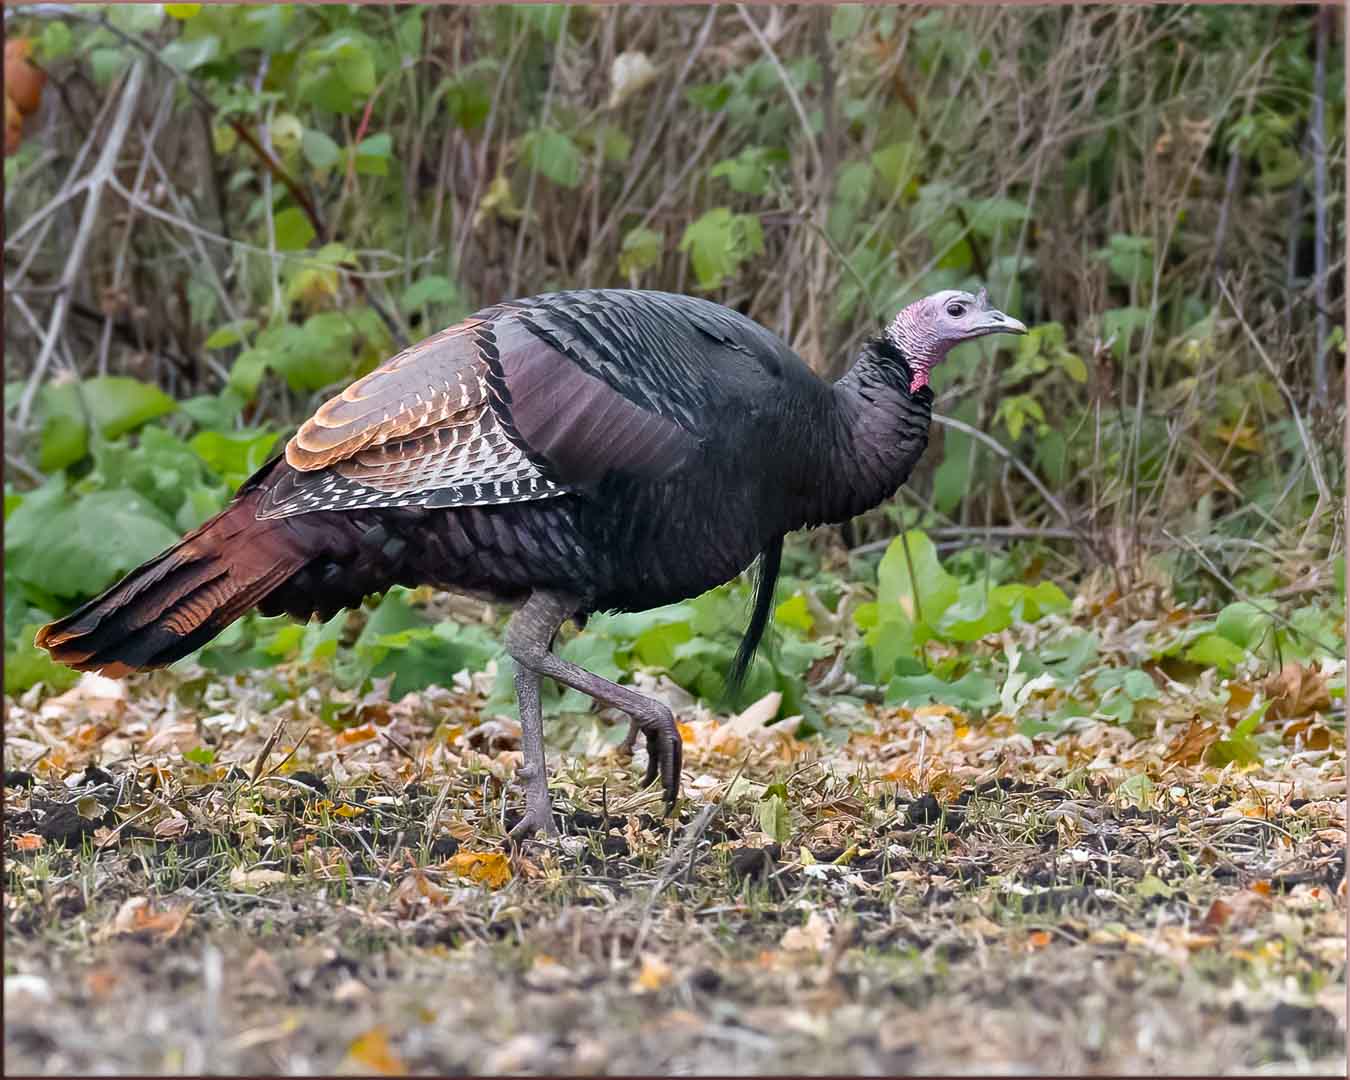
506,591,684,818
508,662,558,839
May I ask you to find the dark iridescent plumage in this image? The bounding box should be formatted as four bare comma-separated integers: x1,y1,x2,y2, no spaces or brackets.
37,287,1025,836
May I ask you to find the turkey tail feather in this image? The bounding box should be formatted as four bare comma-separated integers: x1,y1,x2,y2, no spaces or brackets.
35,489,310,676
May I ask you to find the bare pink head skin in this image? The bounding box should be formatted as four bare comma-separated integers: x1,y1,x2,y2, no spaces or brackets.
886,288,1027,392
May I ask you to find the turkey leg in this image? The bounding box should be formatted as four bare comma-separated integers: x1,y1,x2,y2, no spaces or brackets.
504,590,683,836
509,661,558,839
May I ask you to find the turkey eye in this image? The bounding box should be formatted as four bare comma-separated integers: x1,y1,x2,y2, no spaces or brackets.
946,303,965,317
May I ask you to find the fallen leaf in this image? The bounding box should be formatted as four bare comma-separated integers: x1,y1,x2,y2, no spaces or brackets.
444,850,512,889
1025,930,1053,950
229,866,288,889
1202,898,1234,929
337,723,378,746
1164,719,1219,765
342,1026,408,1076
13,833,43,851
105,896,191,941
633,955,673,992
1265,662,1331,720
780,911,831,952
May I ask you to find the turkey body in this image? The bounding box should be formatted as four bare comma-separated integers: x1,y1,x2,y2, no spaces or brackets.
37,287,955,833
39,289,934,676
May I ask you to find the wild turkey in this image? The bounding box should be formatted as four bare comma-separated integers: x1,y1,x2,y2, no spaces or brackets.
36,287,1025,837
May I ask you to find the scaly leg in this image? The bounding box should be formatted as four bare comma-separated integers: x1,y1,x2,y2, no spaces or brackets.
508,661,557,839
505,591,683,829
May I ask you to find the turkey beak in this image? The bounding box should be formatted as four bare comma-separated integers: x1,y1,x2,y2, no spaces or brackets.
975,308,1026,336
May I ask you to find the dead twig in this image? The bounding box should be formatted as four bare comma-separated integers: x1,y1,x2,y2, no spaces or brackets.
16,59,145,430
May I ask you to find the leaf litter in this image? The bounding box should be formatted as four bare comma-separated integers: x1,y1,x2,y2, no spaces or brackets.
4,616,1345,1075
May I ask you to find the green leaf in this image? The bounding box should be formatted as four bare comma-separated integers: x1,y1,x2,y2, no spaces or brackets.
399,275,458,314
618,227,663,278
521,127,582,188
38,412,88,473
1115,773,1154,809
830,4,866,41
203,318,258,350
297,32,377,114
1207,706,1268,766
180,389,245,430
444,64,495,131
6,623,81,695
183,746,216,766
774,594,814,635
1185,632,1248,673
91,48,130,86
302,129,341,171
756,794,791,844
937,583,1013,642
189,429,278,487
709,146,786,196
885,670,999,711
876,530,959,628
1215,601,1270,650
7,488,180,600
37,376,178,470
353,133,392,176
679,208,765,290
273,207,316,251
161,33,220,73
37,21,74,62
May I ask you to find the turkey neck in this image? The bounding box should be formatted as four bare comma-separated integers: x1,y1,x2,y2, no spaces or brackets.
795,335,934,529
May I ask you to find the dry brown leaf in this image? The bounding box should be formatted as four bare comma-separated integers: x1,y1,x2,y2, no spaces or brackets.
1164,719,1220,766
444,850,512,889
105,897,191,941
342,1026,408,1076
1265,662,1331,720
13,833,43,851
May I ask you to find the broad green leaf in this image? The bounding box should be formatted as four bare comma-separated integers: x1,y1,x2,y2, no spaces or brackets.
353,133,392,176
161,33,220,72
189,429,278,486
273,207,316,251
876,530,958,627
830,4,866,41
6,623,81,695
774,594,814,635
203,318,258,350
400,275,458,313
885,670,999,711
521,127,582,188
679,208,764,290
302,129,341,171
1185,632,1248,673
1215,601,1270,650
7,489,180,600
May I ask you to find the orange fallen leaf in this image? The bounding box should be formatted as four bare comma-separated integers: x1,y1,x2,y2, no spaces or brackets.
14,833,43,851
1164,719,1219,766
344,1026,408,1076
1025,930,1053,950
632,955,673,992
444,850,512,889
337,723,378,746
106,897,191,941
1203,898,1234,929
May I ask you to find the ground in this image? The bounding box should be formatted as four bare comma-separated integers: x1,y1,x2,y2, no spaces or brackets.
4,651,1346,1076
